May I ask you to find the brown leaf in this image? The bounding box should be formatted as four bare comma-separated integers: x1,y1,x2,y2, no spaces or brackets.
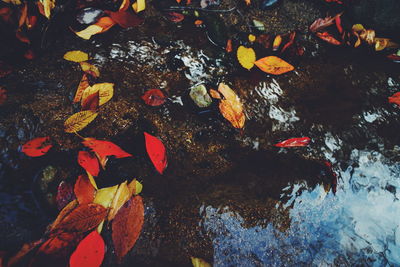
112,195,144,263
49,200,79,232
81,91,99,111
74,74,90,103
74,174,96,205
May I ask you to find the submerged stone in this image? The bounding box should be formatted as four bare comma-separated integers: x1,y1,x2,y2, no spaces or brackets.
190,84,212,108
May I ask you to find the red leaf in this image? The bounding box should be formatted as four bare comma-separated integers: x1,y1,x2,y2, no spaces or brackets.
78,151,100,176
167,12,184,23
388,92,400,106
74,174,96,204
56,181,76,210
141,89,166,106
82,138,133,160
106,10,144,28
274,137,311,147
69,231,105,267
0,88,7,105
316,32,341,45
81,91,99,111
335,15,343,34
144,132,167,174
281,31,296,53
112,196,144,263
21,137,52,157
24,49,35,60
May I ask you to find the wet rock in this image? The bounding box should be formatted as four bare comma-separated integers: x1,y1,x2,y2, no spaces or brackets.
189,84,212,108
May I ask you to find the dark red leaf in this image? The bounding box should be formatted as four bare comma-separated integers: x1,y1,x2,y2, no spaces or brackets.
81,91,99,111
335,15,343,34
167,12,184,23
316,32,341,45
24,49,35,60
21,137,52,157
82,138,133,160
324,161,338,194
144,132,167,174
141,89,166,106
56,181,76,210
281,31,296,53
69,231,105,267
106,10,144,28
78,151,100,177
274,137,311,147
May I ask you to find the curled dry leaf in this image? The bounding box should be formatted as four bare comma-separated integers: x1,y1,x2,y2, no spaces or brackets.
209,89,221,99
56,181,75,210
217,83,245,129
237,46,256,70
142,89,166,106
21,136,52,157
254,56,294,75
74,74,90,103
274,137,311,147
74,174,96,205
69,231,105,267
112,195,144,263
78,151,100,177
64,110,98,133
75,16,116,40
63,50,89,63
315,32,341,45
80,62,100,77
144,132,168,174
81,83,114,106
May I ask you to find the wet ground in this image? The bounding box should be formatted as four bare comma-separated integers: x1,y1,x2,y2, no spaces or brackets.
1,0,400,266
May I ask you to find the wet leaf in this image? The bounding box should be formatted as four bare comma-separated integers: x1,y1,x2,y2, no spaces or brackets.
64,110,98,133
78,151,100,177
190,84,212,108
93,184,119,208
74,74,90,103
74,16,116,40
21,136,52,157
132,0,145,13
50,200,79,232
254,56,294,75
82,138,133,161
217,83,245,129
315,32,341,45
142,89,166,106
81,91,99,111
144,132,168,174
69,231,105,267
309,14,340,33
209,89,221,99
274,137,311,147
63,51,89,63
107,10,144,28
74,174,96,205
237,46,256,70
272,35,282,51
80,62,100,77
388,92,400,106
51,203,107,233
108,181,132,221
128,179,143,195
81,83,114,106
56,181,75,210
281,32,296,53
112,196,144,263
191,257,211,267
40,0,55,19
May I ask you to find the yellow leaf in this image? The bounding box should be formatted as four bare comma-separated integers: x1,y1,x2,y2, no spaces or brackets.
64,110,98,133
248,34,256,42
40,0,55,18
93,184,119,208
87,171,98,190
63,50,89,63
375,38,389,51
108,181,132,221
74,17,116,40
217,83,245,129
132,0,145,13
81,83,114,106
80,62,100,77
352,24,365,33
237,46,256,70
191,257,211,267
254,56,294,75
119,0,130,10
2,0,22,4
128,179,143,195
273,35,282,51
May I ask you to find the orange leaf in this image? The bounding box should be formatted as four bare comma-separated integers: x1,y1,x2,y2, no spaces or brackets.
69,231,105,267
217,83,245,129
21,137,52,157
254,56,294,75
78,151,100,177
51,203,107,233
388,92,400,106
226,39,232,53
112,195,144,263
74,174,96,205
315,32,341,45
144,132,167,174
74,74,90,103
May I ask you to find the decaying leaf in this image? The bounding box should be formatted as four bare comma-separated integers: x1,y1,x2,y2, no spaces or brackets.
74,174,96,205
51,203,107,233
64,110,98,133
274,137,311,147
81,83,114,106
144,132,168,174
69,231,105,267
74,74,90,103
112,196,144,263
142,89,166,106
191,257,211,267
21,136,52,157
80,62,100,77
56,181,75,210
132,0,146,13
74,16,116,40
254,56,294,75
217,83,245,129
63,51,89,63
237,46,256,70
78,151,100,177
108,181,132,221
